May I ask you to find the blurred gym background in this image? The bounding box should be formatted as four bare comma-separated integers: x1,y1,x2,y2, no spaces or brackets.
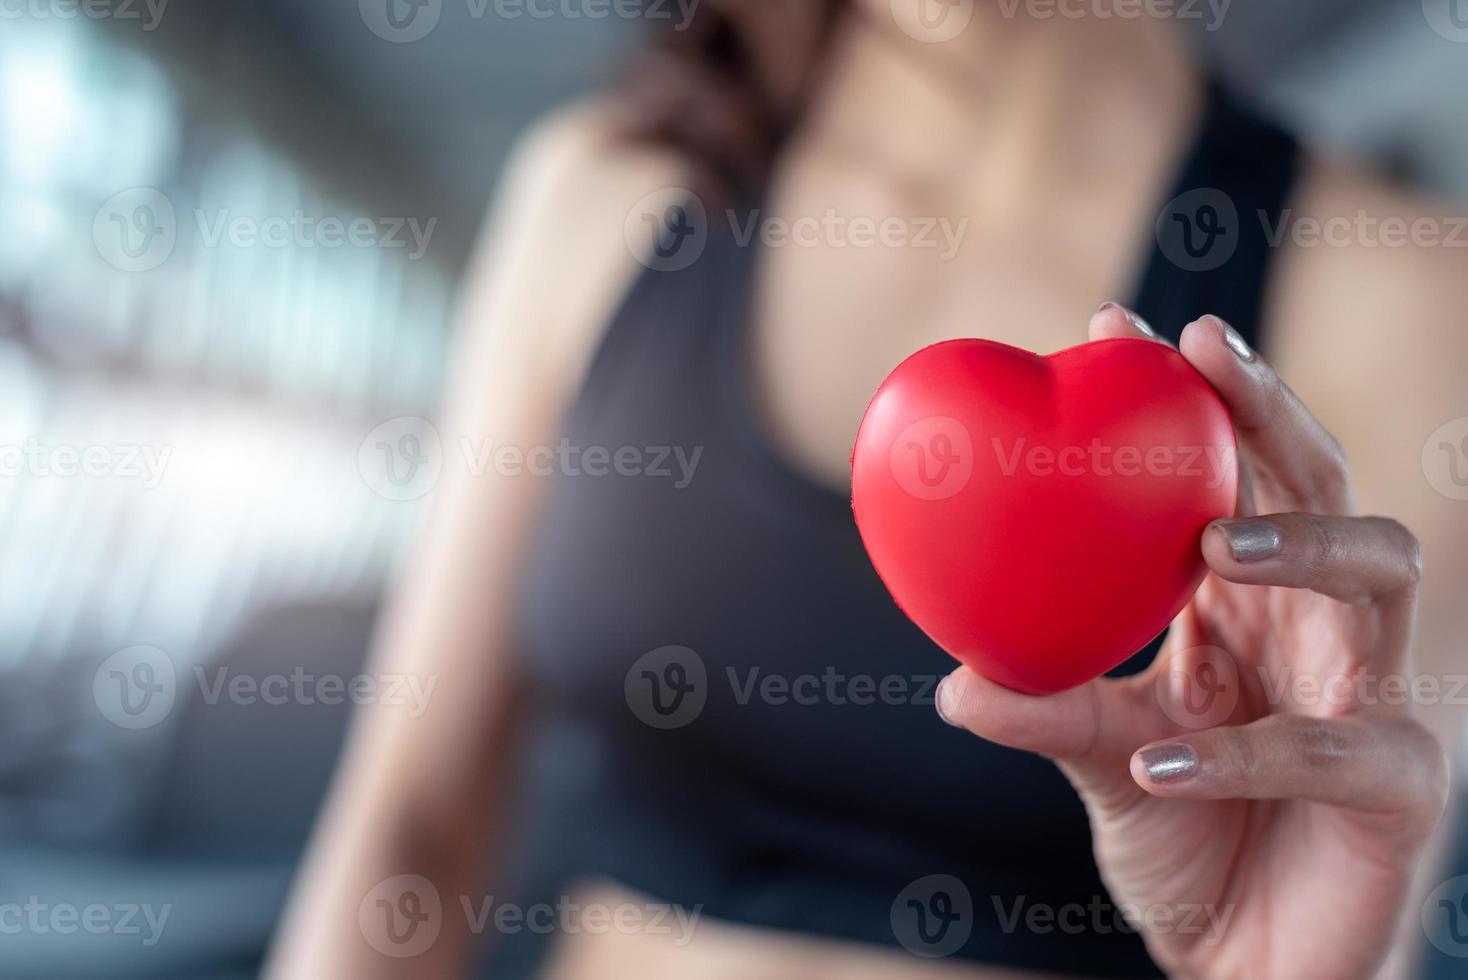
1,2,1466,977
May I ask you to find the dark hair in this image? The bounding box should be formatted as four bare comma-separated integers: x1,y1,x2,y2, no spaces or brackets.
617,2,847,193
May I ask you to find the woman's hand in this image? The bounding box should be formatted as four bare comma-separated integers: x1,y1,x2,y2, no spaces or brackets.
936,307,1451,980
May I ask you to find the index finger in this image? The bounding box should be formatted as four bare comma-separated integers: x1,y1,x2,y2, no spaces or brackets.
1178,315,1356,517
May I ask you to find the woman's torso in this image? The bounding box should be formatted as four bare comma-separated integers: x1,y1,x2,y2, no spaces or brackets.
487,73,1300,980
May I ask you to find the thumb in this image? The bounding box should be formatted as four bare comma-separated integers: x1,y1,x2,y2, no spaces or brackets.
936,665,1103,759
937,665,1169,803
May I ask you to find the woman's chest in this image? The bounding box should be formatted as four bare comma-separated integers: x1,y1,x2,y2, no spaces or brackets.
742,167,1152,491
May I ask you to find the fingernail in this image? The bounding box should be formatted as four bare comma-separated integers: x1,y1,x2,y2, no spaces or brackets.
936,674,962,727
1217,520,1282,562
1099,301,1156,338
1216,318,1254,361
1139,743,1198,783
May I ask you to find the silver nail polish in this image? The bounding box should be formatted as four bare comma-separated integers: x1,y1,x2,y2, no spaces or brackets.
1223,326,1254,361
1099,302,1156,338
1140,744,1198,783
1220,521,1281,562
936,676,963,728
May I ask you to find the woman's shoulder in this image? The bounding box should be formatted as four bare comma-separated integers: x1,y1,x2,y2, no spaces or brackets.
454,98,694,393
1265,157,1468,406
1271,158,1468,354
495,96,688,211
1264,155,1468,507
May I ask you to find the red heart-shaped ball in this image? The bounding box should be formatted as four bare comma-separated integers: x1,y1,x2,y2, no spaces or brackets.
851,337,1237,694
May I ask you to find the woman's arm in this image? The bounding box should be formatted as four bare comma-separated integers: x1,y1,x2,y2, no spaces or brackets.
941,306,1450,980
265,103,682,978
936,164,1468,980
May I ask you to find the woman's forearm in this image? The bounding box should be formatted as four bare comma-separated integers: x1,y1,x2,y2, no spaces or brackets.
266,668,525,978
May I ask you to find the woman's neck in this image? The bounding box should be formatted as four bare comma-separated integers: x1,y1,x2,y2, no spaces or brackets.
803,6,1202,208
